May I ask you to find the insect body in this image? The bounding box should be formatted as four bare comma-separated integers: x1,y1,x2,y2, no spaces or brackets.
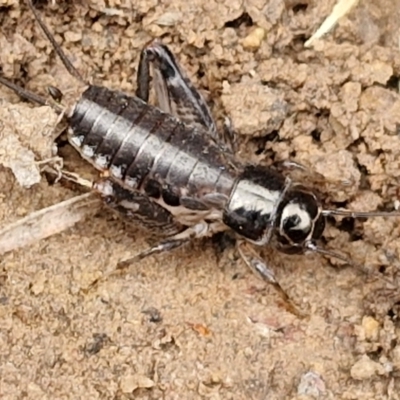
70,83,325,251
0,1,398,312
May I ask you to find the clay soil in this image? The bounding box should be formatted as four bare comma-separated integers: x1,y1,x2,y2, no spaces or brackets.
1,1,400,399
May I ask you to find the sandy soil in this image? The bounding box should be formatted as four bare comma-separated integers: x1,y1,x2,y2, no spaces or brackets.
1,0,400,399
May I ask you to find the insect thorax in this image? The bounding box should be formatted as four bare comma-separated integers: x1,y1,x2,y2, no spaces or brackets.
223,165,326,253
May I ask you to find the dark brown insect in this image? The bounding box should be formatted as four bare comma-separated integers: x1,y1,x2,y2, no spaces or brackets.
0,0,398,314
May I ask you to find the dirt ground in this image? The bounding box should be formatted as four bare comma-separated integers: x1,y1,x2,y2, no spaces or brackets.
1,0,400,399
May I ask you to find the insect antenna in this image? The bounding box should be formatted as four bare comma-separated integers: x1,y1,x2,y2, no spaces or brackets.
306,238,396,287
0,75,63,113
305,241,357,267
323,208,400,218
27,0,88,85
317,207,400,272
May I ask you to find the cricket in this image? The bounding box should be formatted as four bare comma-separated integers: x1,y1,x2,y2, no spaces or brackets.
0,0,399,315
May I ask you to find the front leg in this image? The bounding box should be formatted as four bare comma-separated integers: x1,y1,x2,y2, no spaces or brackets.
237,240,305,317
276,160,354,188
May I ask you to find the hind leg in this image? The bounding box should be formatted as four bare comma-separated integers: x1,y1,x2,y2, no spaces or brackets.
94,179,224,263
92,178,227,284
136,41,216,134
136,40,236,152
93,178,183,238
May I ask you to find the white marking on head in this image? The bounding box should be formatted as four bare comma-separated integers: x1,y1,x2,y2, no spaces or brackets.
230,180,281,216
281,203,312,231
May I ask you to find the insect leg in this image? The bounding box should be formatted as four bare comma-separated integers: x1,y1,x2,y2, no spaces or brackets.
89,233,189,289
0,76,63,113
135,44,152,102
94,178,184,237
276,160,354,187
1,2,82,110
136,41,219,135
117,238,188,269
117,220,227,268
237,241,304,317
89,219,226,288
27,0,87,84
136,40,237,151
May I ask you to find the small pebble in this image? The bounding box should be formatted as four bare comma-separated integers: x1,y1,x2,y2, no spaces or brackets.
156,11,182,27
120,374,155,393
64,31,82,43
297,371,326,398
361,316,380,341
350,355,385,380
242,27,265,50
392,345,400,369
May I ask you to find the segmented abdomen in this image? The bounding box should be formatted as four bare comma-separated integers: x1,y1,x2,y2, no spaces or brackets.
68,85,237,209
